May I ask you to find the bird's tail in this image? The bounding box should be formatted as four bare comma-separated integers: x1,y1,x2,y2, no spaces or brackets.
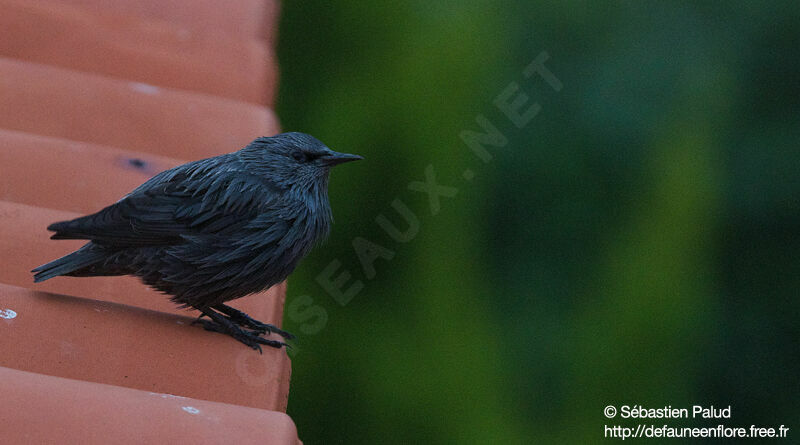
32,244,106,283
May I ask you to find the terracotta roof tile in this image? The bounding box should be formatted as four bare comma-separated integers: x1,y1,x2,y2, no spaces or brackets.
0,129,181,214
54,0,279,42
0,0,277,104
0,57,279,158
0,283,291,411
0,366,299,444
0,1,299,440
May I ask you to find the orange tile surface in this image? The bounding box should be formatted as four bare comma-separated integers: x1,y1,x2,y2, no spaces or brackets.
0,200,285,325
0,366,300,444
55,0,279,42
0,283,291,411
0,0,277,104
0,129,181,214
0,57,280,158
0,0,298,440
0,284,291,411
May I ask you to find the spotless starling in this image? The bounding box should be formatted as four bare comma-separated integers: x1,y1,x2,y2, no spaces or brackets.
33,132,362,352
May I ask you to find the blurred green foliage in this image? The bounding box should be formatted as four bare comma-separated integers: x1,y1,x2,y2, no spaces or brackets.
276,1,799,443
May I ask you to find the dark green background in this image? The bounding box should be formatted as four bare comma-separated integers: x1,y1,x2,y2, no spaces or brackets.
276,2,799,443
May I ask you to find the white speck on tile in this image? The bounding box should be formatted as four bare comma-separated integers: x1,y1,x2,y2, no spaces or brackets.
176,320,185,325
182,406,200,414
130,82,161,95
0,309,17,319
149,392,187,400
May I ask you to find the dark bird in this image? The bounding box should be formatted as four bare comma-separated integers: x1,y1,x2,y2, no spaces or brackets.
32,132,362,352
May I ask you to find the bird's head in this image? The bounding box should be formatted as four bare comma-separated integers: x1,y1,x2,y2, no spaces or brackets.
239,132,362,194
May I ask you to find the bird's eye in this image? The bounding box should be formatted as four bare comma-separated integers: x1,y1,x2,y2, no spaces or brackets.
291,151,307,163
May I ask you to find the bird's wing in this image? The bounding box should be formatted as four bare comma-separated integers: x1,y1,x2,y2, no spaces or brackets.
47,161,282,247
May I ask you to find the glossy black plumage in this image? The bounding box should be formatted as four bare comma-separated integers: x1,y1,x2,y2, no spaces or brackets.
32,132,361,351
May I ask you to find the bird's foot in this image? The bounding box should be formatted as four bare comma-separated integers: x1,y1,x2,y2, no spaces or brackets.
231,327,290,353
193,315,290,353
213,304,296,340
237,318,295,340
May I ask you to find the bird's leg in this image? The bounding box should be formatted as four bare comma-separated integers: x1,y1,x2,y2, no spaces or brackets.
213,304,296,340
196,307,289,353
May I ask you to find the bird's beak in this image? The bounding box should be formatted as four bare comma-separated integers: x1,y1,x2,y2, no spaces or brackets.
320,151,364,166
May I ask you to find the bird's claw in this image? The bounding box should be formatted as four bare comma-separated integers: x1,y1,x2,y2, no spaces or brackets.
194,317,291,352
242,321,296,340
214,305,296,340
232,329,290,354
